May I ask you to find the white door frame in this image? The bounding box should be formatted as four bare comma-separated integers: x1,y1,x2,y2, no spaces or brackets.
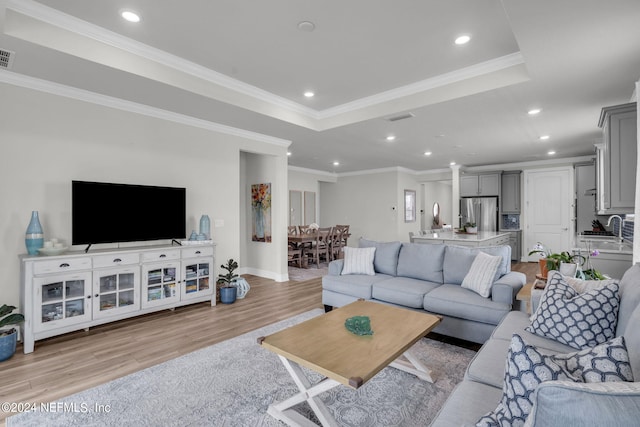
522,166,574,262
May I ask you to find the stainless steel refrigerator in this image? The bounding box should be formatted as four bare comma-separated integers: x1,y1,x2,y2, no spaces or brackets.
460,197,499,232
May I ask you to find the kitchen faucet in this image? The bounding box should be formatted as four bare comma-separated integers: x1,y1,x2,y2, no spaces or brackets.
606,215,624,241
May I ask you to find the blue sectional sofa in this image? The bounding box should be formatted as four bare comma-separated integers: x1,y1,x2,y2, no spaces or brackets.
431,264,640,426
322,239,526,344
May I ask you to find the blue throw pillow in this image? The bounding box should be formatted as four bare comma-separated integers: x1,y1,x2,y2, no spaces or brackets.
358,238,402,276
526,271,620,349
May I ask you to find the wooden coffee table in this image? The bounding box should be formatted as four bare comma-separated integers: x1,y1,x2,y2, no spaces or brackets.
258,300,441,426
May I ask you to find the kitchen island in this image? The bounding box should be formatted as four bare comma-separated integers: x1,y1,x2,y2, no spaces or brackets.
411,231,511,247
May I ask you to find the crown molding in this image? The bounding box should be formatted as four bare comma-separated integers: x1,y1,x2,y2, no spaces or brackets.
317,52,525,119
6,0,528,130
6,0,321,120
0,70,291,147
462,155,595,171
336,166,409,177
288,165,338,179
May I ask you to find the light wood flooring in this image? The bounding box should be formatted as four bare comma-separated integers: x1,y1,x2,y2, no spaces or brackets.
0,262,538,426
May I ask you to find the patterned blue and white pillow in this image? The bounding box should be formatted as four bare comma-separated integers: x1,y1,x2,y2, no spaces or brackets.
526,270,620,349
553,336,633,383
476,334,633,427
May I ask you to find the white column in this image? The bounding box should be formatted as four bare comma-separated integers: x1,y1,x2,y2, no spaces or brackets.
633,80,640,265
450,165,461,229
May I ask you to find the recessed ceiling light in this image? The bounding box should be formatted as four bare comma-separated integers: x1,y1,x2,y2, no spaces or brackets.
454,35,471,45
450,162,456,166
121,10,141,23
333,161,340,166
548,150,556,155
424,151,432,156
386,135,396,142
528,108,542,115
304,91,314,98
287,151,292,156
539,135,550,141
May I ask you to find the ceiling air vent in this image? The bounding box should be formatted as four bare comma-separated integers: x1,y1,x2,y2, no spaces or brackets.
0,49,15,70
386,112,415,122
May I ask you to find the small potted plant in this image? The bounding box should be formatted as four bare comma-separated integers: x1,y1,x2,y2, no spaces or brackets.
464,222,477,233
0,304,25,362
217,259,239,304
528,242,586,278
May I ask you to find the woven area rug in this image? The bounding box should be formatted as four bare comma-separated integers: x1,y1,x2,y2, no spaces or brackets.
8,309,475,427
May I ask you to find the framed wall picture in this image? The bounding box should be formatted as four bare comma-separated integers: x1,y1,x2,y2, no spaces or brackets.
404,189,416,223
251,183,272,242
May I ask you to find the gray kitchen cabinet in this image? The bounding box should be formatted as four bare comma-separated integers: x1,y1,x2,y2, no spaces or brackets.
597,102,637,214
460,173,500,197
574,161,597,233
501,171,521,213
506,230,521,261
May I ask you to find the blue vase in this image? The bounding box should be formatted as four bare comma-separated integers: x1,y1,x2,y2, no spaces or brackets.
255,207,264,239
199,215,210,240
25,211,44,255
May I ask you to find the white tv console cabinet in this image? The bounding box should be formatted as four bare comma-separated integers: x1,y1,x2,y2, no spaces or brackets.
20,243,215,354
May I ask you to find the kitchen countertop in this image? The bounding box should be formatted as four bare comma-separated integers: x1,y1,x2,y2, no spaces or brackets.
574,235,633,255
412,231,510,242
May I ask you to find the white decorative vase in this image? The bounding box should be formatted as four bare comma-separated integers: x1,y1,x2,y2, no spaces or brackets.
235,278,250,299
559,262,578,277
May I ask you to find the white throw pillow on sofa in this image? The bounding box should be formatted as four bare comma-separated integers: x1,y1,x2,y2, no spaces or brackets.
341,246,376,276
461,251,502,298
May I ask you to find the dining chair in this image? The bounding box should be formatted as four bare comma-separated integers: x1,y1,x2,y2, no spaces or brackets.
287,225,298,235
329,226,343,261
288,242,303,268
297,225,315,252
298,225,312,234
308,227,332,268
335,224,350,247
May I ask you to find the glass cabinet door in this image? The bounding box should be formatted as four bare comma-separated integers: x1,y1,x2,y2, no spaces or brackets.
93,268,140,319
34,272,92,332
142,262,180,308
182,259,213,300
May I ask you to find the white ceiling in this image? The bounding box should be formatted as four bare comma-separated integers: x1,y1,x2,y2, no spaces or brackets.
1,0,639,173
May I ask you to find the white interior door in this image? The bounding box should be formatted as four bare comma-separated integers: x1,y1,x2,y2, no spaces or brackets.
289,190,302,226
524,167,573,261
304,191,316,225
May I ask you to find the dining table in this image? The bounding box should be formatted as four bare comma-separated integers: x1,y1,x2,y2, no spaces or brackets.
287,231,350,268
287,233,319,245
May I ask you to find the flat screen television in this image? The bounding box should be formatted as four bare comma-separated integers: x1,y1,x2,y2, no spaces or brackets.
72,180,186,246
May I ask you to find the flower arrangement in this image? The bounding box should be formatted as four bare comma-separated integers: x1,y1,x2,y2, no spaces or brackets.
251,183,271,211
575,244,607,280
528,242,580,271
528,241,604,280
